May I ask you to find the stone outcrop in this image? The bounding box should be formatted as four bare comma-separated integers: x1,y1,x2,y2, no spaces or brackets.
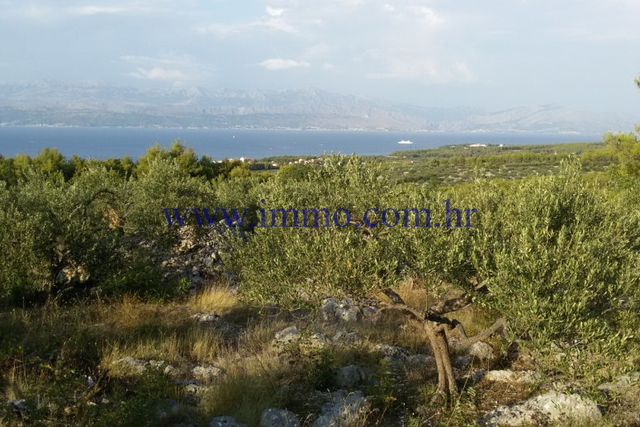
313,390,368,427
483,391,601,426
260,408,300,427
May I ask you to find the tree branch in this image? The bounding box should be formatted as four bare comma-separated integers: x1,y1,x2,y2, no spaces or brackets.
381,288,406,305
452,317,506,348
430,284,488,315
376,304,423,322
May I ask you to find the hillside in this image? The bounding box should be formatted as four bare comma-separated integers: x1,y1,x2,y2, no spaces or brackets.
0,81,635,133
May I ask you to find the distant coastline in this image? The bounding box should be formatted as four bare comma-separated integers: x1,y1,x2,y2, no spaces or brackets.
0,123,599,134
0,126,602,160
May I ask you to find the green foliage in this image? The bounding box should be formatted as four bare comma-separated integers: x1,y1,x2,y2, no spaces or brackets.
0,143,638,379
227,154,406,307
124,157,215,247
229,155,640,375
0,153,220,304
276,163,313,182
603,131,640,176
0,181,51,304
136,141,200,177
0,166,128,304
366,359,400,415
383,142,613,184
472,161,639,360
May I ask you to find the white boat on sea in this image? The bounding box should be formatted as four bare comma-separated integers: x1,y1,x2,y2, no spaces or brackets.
397,140,414,145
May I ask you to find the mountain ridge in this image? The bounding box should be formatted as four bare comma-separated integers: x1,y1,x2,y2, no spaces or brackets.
0,81,634,133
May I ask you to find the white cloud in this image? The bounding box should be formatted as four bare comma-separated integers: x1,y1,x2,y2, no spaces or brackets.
264,17,296,32
322,62,335,70
71,6,131,16
199,16,295,37
3,2,167,21
414,6,444,26
122,54,212,84
130,67,188,81
259,58,310,70
368,55,476,84
266,6,285,17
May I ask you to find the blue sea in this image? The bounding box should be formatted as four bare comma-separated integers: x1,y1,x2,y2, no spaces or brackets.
0,126,602,160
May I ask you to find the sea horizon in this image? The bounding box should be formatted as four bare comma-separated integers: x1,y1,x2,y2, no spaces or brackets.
0,125,603,160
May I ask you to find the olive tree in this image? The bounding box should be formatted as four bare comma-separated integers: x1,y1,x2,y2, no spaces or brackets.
228,156,640,399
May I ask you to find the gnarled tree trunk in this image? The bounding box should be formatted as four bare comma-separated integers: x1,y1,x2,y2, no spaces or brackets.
379,287,506,400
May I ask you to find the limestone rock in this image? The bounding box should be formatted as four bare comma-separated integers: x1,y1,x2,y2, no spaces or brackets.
374,344,409,360
191,313,222,323
192,365,224,383
483,370,539,384
335,365,368,389
274,326,301,345
319,298,362,323
454,355,472,369
184,383,213,396
260,408,300,427
469,341,497,364
113,357,149,375
209,416,247,427
483,392,602,426
313,390,368,427
332,330,364,346
6,399,28,413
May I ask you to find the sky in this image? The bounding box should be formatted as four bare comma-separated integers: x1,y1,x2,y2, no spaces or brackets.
1,0,639,114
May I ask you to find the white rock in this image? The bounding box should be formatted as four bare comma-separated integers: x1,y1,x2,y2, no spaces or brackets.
313,390,368,427
332,330,364,346
338,302,361,322
483,370,539,384
469,341,496,364
319,298,362,322
307,333,332,348
192,365,224,382
114,357,148,375
260,408,300,427
454,355,472,369
191,313,221,323
374,344,409,360
320,298,339,321
210,416,247,427
274,326,302,345
483,392,602,426
361,306,378,319
185,383,213,396
6,399,28,413
335,365,368,389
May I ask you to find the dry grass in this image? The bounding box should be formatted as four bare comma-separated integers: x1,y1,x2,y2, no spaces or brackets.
4,365,27,402
199,356,291,425
107,296,189,330
5,283,631,427
101,327,226,376
395,277,430,312
190,285,240,315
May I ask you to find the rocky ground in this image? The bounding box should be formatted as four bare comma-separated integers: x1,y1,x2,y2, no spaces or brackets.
7,288,638,426
3,228,639,426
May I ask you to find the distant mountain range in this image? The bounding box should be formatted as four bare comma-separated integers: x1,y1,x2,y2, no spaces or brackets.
0,81,635,133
